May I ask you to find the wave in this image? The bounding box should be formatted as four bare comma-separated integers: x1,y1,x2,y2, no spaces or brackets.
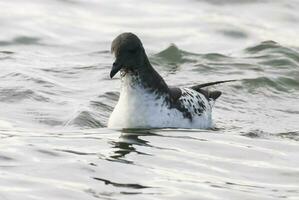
67,110,105,128
240,76,299,92
0,88,51,103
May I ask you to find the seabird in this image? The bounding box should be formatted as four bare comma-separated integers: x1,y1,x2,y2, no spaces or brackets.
108,32,227,129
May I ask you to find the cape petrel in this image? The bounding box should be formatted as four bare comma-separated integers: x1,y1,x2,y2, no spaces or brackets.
108,32,227,129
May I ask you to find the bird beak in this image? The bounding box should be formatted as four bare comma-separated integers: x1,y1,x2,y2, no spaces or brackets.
110,61,122,78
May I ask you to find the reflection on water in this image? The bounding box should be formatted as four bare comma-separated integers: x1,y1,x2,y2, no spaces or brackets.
109,129,156,163
93,177,151,189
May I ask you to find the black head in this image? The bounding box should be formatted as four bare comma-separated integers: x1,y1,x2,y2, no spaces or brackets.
110,33,148,78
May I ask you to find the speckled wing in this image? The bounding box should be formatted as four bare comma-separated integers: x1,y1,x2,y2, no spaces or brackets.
177,88,208,118
169,86,221,102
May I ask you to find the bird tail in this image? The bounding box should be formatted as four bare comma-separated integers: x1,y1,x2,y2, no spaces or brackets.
190,79,237,101
190,79,237,90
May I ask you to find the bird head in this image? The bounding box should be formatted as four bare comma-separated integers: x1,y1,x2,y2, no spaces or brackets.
110,32,148,78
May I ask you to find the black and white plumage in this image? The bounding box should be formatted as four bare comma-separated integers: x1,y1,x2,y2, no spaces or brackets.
108,33,224,129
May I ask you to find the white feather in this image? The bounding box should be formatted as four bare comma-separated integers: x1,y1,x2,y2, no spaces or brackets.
108,75,214,129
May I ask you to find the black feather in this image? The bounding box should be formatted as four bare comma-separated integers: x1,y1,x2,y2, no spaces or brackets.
191,79,237,90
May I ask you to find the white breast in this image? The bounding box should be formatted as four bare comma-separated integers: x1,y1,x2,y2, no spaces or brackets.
108,76,214,129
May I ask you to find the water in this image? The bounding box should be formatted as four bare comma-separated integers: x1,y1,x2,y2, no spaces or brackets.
1,0,299,199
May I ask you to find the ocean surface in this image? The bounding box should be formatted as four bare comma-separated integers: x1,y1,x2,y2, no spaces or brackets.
1,0,299,199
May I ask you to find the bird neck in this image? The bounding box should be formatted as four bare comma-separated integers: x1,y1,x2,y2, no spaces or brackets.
121,56,170,96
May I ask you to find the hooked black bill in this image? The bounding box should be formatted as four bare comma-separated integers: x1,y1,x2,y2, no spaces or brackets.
110,62,122,78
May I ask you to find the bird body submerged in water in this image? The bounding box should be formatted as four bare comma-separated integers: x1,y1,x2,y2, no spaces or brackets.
108,33,223,129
